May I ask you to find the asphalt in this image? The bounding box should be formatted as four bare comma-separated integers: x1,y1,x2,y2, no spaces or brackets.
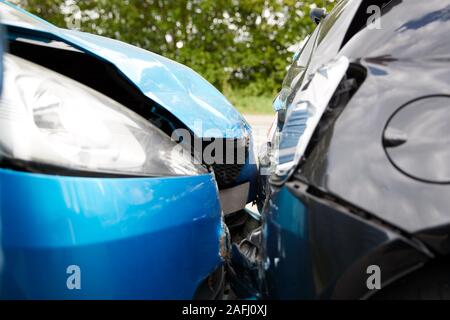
243,114,275,154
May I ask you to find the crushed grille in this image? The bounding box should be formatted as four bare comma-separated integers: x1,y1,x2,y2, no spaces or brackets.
201,138,248,188
212,163,245,188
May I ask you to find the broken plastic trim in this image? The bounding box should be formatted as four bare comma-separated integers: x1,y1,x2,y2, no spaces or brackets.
269,60,367,187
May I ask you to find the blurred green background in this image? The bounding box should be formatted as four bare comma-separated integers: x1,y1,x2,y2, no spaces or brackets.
10,0,335,114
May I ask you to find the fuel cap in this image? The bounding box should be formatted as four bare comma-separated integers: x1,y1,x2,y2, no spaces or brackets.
383,96,450,184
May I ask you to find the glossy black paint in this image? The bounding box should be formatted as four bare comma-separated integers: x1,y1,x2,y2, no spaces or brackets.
301,58,450,247
262,180,430,299
303,0,450,242
384,96,450,184
261,0,450,299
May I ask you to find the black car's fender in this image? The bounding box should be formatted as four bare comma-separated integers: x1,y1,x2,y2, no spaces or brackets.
261,178,432,299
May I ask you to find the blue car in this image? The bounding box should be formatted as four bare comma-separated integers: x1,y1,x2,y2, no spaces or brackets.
0,14,4,283
0,1,257,299
0,17,3,94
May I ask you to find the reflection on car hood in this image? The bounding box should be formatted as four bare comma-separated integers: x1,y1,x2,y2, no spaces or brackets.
0,1,249,139
58,30,249,139
300,0,450,246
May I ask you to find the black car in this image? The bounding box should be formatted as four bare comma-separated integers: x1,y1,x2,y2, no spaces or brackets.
254,0,450,299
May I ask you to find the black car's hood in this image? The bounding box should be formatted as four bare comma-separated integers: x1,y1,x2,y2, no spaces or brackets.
298,0,450,254
305,0,450,73
341,0,450,61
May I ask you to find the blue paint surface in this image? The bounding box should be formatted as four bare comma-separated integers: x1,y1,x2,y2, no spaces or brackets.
262,186,315,299
0,169,224,299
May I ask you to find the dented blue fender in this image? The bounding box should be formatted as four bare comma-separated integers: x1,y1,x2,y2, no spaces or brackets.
0,168,224,299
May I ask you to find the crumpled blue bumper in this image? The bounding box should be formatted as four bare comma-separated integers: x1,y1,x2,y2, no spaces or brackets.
0,168,224,299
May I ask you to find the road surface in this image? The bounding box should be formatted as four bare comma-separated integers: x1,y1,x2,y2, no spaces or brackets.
243,114,274,154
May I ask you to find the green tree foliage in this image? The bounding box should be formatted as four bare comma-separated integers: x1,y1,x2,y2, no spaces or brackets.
9,0,335,98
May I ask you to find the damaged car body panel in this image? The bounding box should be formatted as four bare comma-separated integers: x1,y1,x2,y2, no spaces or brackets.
0,1,248,139
0,52,228,299
53,29,250,139
313,0,450,249
253,0,450,300
0,169,225,299
1,0,258,208
262,181,431,299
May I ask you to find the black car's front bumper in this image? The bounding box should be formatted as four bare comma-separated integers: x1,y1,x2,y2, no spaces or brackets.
260,178,432,299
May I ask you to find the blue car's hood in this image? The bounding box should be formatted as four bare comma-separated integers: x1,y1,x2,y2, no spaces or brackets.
1,1,249,139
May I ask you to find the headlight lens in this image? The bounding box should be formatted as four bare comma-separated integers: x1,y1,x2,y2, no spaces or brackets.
0,54,206,176
0,25,3,96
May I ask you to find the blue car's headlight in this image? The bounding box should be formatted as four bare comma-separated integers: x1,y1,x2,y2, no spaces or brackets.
0,54,206,177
